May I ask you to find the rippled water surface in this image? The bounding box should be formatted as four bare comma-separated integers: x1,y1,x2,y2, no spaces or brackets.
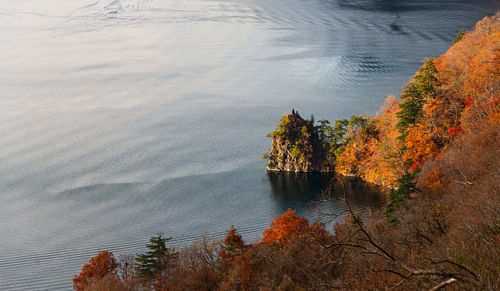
1,0,498,289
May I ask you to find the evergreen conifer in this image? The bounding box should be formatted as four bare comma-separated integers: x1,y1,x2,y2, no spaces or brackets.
135,233,176,280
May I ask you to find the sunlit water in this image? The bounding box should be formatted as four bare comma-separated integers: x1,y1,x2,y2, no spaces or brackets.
1,0,498,289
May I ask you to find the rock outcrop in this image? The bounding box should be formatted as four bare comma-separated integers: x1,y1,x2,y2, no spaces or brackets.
265,110,333,172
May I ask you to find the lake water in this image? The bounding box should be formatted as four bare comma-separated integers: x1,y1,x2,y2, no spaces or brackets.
0,0,498,289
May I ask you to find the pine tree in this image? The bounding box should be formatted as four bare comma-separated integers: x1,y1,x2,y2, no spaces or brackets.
397,83,423,136
385,172,417,225
397,59,439,139
333,119,349,144
318,119,331,142
135,233,176,280
452,29,466,44
414,59,439,97
389,60,439,224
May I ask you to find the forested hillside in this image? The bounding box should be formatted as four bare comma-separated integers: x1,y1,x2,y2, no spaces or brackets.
73,13,499,291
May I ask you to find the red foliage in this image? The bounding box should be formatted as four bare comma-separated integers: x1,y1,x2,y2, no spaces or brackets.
384,100,399,114
73,251,118,291
481,97,500,110
448,125,464,139
409,161,423,173
262,209,310,246
465,98,473,109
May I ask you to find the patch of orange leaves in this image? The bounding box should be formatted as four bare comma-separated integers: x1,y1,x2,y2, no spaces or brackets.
262,209,310,246
73,251,118,291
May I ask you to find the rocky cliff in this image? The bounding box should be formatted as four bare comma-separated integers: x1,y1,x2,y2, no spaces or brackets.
265,110,333,172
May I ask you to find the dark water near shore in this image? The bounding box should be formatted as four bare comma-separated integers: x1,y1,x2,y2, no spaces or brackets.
1,0,498,289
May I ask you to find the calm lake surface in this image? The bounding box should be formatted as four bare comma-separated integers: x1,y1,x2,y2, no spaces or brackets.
1,0,498,289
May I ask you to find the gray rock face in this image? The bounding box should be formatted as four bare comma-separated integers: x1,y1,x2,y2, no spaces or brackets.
266,110,333,172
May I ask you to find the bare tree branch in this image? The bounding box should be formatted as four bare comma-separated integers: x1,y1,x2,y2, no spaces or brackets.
332,178,493,291
429,278,457,291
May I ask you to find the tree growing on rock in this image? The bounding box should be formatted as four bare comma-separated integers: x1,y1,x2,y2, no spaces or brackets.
265,109,333,172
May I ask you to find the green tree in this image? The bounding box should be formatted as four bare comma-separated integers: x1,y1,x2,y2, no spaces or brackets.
267,114,291,138
135,233,176,280
414,59,439,97
453,29,466,44
397,59,439,139
348,115,368,130
396,83,424,138
291,141,302,157
318,119,331,142
388,60,439,224
333,119,349,145
385,172,417,225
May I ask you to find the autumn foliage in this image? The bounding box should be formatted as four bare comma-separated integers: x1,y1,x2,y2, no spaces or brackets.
220,226,245,260
336,12,499,191
74,13,500,291
262,209,310,245
336,95,403,186
402,123,439,164
73,251,118,291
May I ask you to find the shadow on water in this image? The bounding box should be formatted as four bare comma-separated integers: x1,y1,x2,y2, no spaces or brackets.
335,0,446,12
267,171,386,215
267,171,333,202
331,175,387,209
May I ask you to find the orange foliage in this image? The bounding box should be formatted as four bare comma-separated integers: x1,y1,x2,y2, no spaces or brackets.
337,96,403,187
73,251,118,291
422,98,452,144
262,209,310,246
421,168,447,195
365,99,403,185
336,144,359,175
403,123,439,165
434,13,499,129
335,14,498,189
